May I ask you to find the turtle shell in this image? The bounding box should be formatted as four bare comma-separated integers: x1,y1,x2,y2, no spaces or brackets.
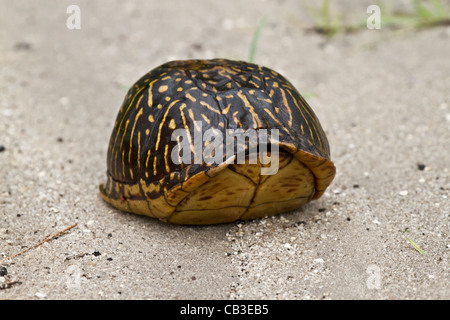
100,59,335,224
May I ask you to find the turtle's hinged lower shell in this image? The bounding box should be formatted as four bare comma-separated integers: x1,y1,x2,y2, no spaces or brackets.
100,59,336,225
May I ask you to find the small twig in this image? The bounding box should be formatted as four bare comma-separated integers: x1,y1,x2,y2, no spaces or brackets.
0,224,78,264
0,281,23,290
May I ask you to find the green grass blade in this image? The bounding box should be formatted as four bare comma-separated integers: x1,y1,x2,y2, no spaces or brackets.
413,0,434,20
406,236,427,255
249,16,267,63
322,0,331,27
430,0,448,19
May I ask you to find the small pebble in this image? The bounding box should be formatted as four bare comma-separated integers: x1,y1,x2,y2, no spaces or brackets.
59,96,70,105
399,190,408,196
0,266,7,277
314,258,324,263
14,42,32,51
0,146,5,152
417,163,426,171
35,292,47,299
222,18,234,30
191,43,203,51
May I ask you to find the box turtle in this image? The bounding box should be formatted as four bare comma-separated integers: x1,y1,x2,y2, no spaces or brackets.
100,59,335,225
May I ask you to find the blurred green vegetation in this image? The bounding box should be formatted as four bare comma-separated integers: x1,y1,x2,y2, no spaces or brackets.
247,1,449,62
302,0,450,38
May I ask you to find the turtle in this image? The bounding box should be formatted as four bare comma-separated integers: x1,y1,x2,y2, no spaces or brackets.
99,59,335,225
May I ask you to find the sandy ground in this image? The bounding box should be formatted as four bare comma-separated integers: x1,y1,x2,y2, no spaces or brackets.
0,0,449,300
